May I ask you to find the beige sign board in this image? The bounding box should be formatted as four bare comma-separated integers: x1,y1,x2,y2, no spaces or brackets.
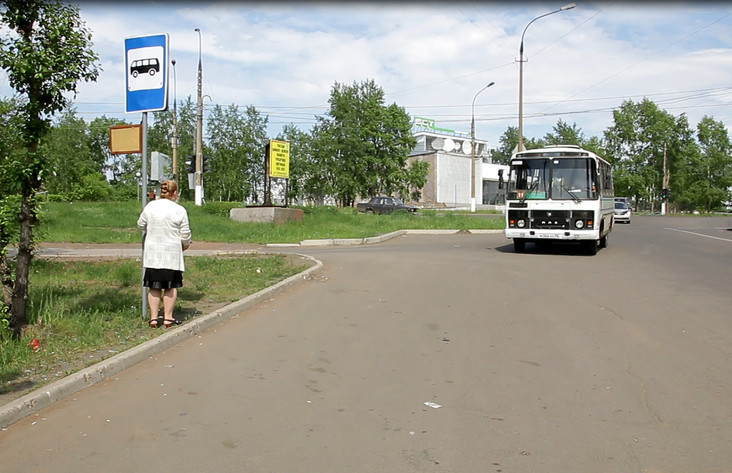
109,124,142,155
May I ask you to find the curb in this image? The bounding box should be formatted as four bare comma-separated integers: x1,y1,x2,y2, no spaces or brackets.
0,253,323,430
267,229,502,248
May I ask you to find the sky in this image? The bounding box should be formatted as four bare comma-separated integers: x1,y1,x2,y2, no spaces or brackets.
3,0,732,150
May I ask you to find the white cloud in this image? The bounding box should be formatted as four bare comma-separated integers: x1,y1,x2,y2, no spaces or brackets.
3,1,732,145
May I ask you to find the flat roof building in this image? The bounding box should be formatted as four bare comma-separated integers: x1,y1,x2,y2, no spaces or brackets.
408,118,507,210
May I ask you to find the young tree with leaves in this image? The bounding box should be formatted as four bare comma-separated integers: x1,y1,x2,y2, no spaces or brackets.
542,119,585,146
87,114,138,199
686,116,732,212
311,79,422,206
603,99,691,210
0,97,26,323
147,95,196,196
40,106,112,200
277,123,313,204
204,104,268,203
0,0,100,335
492,125,544,164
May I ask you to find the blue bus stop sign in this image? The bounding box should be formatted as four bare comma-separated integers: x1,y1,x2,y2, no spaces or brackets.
124,34,169,113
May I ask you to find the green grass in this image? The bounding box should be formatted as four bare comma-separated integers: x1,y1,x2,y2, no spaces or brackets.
0,254,308,398
37,201,505,244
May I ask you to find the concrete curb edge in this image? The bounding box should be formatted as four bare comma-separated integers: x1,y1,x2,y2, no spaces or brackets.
268,229,501,248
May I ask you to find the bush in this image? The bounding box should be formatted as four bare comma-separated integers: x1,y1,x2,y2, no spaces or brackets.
299,205,340,216
199,201,241,217
69,174,111,201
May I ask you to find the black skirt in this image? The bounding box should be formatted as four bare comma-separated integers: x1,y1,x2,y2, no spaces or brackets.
143,268,183,290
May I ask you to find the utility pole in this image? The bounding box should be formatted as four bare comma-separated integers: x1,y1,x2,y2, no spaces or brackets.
661,142,669,215
171,59,178,182
517,3,576,152
194,28,203,206
471,82,495,212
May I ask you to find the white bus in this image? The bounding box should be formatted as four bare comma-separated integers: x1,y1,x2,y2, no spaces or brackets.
503,145,614,255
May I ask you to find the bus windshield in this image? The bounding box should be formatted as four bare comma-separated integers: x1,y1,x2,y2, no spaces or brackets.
508,158,597,201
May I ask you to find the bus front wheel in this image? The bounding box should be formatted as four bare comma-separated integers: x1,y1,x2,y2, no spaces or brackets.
513,239,526,253
599,232,608,248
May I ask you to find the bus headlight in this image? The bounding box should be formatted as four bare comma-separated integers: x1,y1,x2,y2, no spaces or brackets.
575,220,584,229
517,219,526,228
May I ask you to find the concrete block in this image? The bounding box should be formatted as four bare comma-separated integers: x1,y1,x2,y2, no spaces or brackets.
230,207,304,225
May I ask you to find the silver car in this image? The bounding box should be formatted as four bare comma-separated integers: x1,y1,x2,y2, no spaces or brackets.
614,201,631,224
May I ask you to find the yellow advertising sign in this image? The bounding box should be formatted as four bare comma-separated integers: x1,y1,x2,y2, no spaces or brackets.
269,140,290,178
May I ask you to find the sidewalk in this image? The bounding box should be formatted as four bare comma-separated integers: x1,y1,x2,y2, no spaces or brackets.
36,229,502,257
36,241,264,258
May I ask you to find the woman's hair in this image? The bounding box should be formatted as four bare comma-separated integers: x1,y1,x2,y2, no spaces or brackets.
160,180,178,199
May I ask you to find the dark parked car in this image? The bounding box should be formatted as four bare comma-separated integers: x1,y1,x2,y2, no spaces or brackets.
357,196,418,214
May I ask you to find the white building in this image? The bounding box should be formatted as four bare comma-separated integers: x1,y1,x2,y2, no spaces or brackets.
408,118,508,210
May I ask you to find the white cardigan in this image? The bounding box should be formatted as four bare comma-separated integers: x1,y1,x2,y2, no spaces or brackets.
137,199,192,271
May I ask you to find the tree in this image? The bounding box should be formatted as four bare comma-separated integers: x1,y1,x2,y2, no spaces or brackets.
0,0,100,335
543,119,585,146
603,99,692,211
311,79,422,206
685,116,732,212
40,106,111,200
147,95,196,193
492,125,543,164
0,97,26,326
205,104,268,203
87,115,137,199
277,123,313,204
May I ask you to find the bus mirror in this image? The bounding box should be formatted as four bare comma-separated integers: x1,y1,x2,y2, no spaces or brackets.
498,169,504,189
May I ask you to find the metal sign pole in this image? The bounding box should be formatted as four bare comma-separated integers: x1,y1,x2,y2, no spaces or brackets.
124,34,166,321
263,143,271,206
141,112,148,320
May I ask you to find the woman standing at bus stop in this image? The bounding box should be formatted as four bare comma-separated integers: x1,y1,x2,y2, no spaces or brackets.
137,180,192,328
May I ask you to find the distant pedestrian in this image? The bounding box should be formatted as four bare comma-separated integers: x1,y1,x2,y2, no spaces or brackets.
137,180,192,328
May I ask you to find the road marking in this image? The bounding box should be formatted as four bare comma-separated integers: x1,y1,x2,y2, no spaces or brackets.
665,227,732,243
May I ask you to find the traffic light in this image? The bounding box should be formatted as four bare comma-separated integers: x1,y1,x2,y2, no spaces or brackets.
202,155,210,173
661,188,671,200
186,155,195,173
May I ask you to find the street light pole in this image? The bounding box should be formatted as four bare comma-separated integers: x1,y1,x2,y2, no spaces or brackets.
194,28,203,206
517,3,575,152
171,59,178,182
471,81,495,213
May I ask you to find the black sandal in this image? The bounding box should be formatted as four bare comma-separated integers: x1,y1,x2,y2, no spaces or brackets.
163,318,181,328
149,316,161,328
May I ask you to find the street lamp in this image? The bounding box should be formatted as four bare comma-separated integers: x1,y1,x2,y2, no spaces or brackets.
471,81,495,213
517,3,575,152
194,28,203,206
136,171,142,201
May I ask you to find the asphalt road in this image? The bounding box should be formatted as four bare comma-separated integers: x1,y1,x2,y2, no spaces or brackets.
1,216,730,472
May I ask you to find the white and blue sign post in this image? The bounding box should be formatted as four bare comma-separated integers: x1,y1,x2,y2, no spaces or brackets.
125,33,169,322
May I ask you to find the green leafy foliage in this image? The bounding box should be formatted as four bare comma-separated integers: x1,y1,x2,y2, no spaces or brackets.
603,99,730,211
205,104,269,203
309,79,424,206
0,0,101,333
